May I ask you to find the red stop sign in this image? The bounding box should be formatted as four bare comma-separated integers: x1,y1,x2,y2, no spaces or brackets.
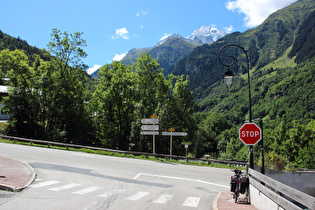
239,123,262,145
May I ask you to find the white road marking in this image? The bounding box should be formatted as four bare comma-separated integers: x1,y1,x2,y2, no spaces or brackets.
133,173,229,189
72,153,95,157
48,183,81,191
182,196,200,207
98,189,124,198
152,194,174,204
30,180,60,188
125,191,150,201
73,186,102,195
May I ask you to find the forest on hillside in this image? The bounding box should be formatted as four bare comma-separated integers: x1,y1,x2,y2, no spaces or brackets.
1,0,315,170
0,27,314,170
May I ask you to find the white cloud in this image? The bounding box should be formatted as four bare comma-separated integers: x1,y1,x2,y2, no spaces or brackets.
224,25,234,33
87,64,101,75
111,28,129,39
113,53,127,61
225,0,297,27
160,33,172,41
136,10,148,17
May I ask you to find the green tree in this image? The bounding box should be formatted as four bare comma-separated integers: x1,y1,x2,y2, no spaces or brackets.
132,53,169,152
157,75,198,155
224,127,248,161
0,49,41,136
1,29,90,144
194,113,232,158
47,28,87,74
44,29,89,144
91,61,136,149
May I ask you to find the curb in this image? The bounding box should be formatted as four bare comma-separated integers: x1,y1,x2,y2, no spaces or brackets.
212,192,222,210
0,157,36,192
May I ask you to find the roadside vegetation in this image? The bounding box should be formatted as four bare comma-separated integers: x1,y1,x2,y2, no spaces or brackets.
0,0,314,170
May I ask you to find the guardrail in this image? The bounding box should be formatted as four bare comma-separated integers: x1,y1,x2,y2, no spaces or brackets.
0,135,247,167
248,168,315,210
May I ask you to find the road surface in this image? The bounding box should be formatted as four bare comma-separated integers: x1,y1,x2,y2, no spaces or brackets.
0,143,231,209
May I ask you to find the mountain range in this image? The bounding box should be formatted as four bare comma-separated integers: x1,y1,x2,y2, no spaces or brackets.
99,26,227,77
90,26,226,78
170,0,315,99
1,0,315,127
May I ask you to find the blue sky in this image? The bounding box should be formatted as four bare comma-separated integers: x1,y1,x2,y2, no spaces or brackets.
0,0,296,74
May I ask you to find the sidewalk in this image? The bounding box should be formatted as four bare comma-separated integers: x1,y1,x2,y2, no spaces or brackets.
0,155,36,191
213,191,258,210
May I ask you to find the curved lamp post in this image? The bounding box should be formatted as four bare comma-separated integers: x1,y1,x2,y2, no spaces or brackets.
218,44,253,169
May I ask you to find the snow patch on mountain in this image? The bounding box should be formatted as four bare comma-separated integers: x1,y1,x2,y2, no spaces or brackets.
157,26,227,47
186,26,227,44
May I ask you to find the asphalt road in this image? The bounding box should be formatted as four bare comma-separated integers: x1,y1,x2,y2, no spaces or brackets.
0,143,231,209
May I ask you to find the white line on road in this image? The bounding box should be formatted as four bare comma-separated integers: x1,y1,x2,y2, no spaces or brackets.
30,180,60,188
125,191,150,201
152,194,174,204
98,189,125,198
48,183,81,191
133,173,229,189
73,186,102,195
182,196,200,207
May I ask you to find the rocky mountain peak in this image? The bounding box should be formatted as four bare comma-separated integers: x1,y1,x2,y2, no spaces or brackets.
186,26,227,44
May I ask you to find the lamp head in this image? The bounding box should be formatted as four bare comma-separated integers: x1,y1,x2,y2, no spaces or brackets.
224,68,234,89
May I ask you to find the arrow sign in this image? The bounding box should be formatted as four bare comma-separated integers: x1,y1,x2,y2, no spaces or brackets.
141,118,159,124
162,132,187,136
141,125,159,130
140,131,159,135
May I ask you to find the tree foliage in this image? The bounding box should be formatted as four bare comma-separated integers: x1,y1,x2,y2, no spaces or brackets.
1,29,90,144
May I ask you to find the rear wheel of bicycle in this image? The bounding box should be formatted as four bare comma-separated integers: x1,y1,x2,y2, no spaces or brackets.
244,186,249,203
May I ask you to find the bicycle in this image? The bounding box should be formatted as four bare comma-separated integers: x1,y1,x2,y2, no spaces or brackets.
230,169,249,203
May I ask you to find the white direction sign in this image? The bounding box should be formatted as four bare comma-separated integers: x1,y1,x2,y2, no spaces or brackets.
141,118,159,124
140,131,159,135
141,125,159,130
162,132,187,136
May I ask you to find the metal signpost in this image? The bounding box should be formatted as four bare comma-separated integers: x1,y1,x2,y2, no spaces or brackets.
162,129,187,156
181,142,191,157
140,115,159,154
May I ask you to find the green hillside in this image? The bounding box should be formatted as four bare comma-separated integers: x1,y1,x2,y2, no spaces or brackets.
122,37,196,74
170,0,315,109
1,0,314,169
170,0,315,168
0,30,49,64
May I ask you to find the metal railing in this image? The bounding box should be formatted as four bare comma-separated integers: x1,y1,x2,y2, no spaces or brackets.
248,168,315,210
0,135,248,167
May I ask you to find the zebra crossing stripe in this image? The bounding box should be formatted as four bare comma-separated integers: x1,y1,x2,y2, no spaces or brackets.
30,180,60,188
182,197,200,207
98,189,124,198
125,191,150,201
73,186,102,195
48,183,81,191
152,194,174,204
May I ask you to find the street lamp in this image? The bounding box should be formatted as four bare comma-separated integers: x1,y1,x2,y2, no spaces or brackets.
218,44,254,169
224,68,234,89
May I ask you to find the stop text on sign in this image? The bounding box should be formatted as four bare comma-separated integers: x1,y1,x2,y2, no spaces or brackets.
241,131,260,138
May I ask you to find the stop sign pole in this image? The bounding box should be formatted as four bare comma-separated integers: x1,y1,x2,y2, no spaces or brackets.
240,123,262,169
